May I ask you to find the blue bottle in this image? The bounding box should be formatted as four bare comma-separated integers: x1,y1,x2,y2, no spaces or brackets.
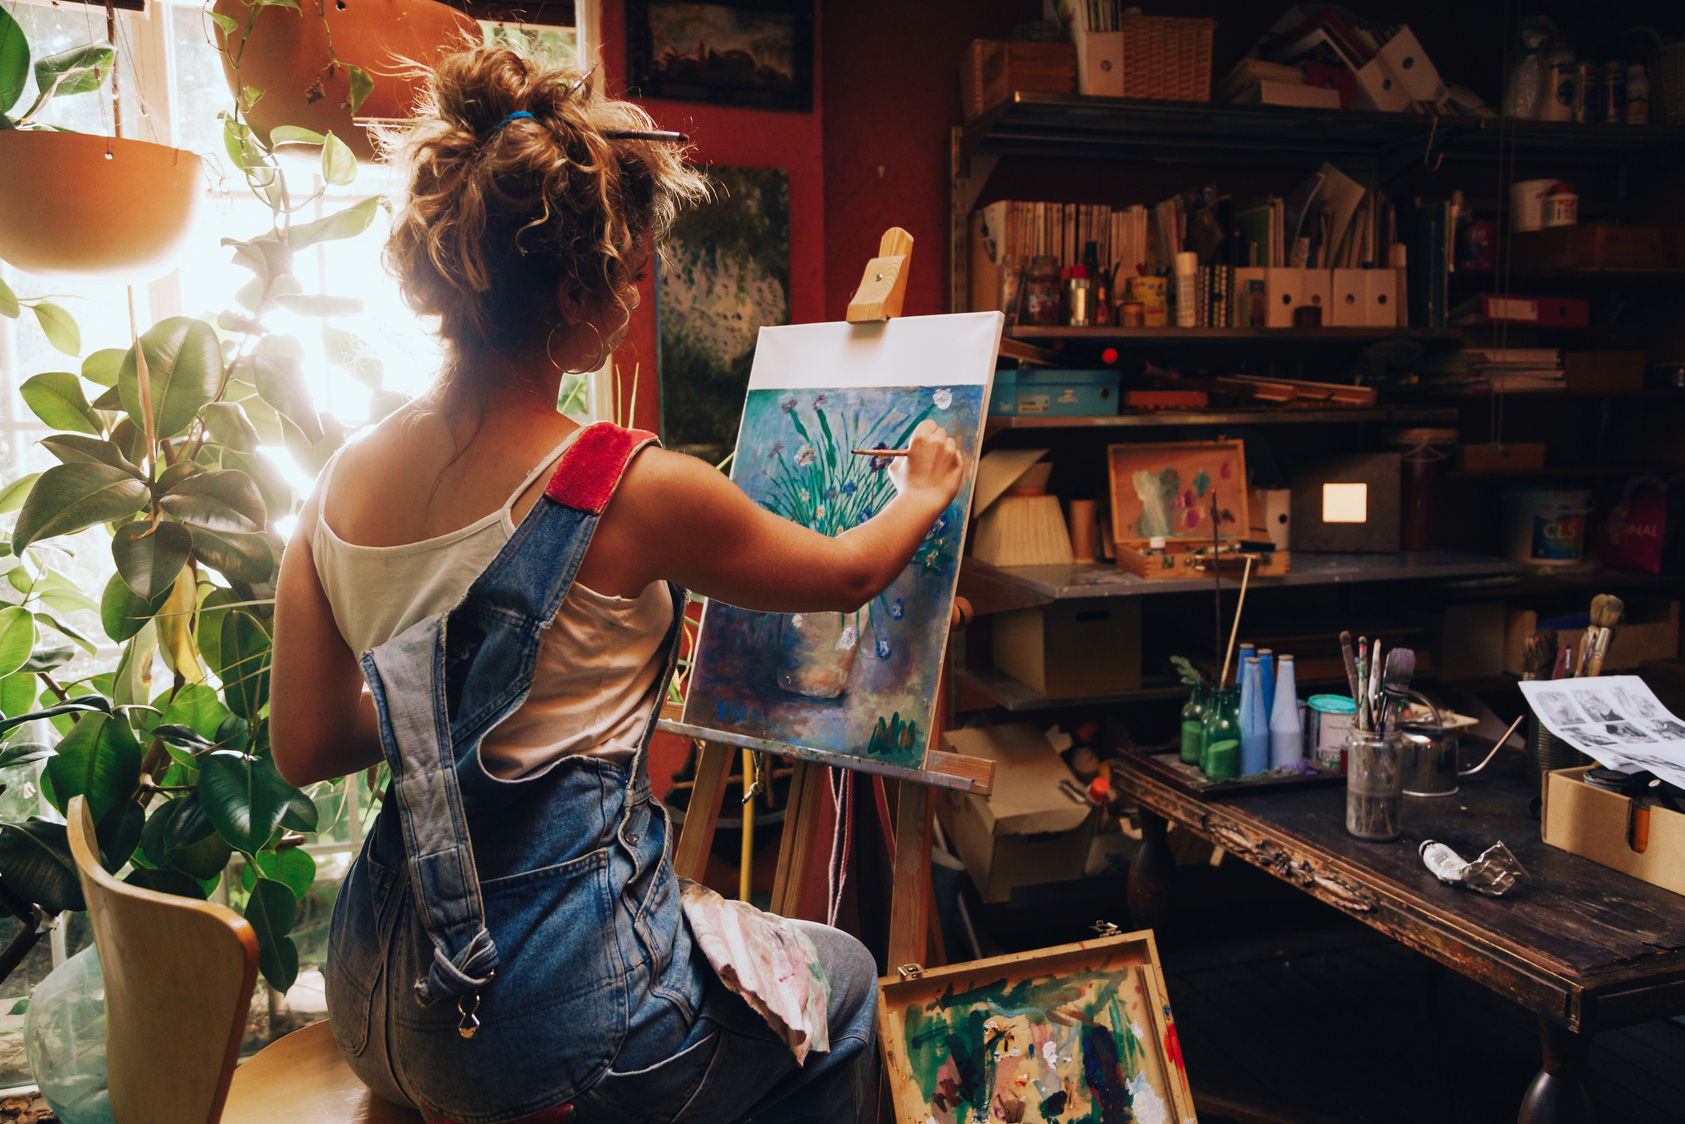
1258,648,1276,720
1270,654,1304,768
1236,642,1255,686
1239,656,1270,776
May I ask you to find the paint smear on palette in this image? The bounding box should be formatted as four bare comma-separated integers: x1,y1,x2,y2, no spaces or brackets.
899,966,1175,1124
685,384,984,767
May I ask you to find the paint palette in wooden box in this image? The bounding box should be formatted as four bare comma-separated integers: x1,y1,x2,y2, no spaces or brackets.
878,930,1198,1124
1107,440,1289,580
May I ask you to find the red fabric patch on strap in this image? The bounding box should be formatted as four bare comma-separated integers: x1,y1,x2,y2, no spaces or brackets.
543,423,657,514
421,1106,571,1124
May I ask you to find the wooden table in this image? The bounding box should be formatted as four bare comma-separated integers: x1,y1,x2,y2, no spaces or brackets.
1114,746,1685,1124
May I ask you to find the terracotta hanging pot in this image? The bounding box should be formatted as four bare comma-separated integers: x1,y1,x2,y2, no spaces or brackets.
0,132,205,281
212,0,480,162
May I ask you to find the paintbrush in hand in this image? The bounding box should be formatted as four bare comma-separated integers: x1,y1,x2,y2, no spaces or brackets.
1521,629,1557,682
1583,594,1625,678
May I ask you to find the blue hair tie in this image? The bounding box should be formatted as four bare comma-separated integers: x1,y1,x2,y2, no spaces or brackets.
493,110,535,135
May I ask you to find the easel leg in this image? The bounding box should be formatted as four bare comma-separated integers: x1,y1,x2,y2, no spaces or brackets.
771,759,826,918
673,741,734,883
887,781,935,970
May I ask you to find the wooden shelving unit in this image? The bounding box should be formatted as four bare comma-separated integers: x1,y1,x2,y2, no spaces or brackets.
1006,325,1461,344
985,405,1456,436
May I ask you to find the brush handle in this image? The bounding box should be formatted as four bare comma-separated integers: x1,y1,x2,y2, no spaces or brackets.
1576,628,1600,678
1340,637,1363,716
1585,628,1614,678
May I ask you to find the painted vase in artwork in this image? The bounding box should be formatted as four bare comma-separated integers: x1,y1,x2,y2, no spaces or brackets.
777,611,858,698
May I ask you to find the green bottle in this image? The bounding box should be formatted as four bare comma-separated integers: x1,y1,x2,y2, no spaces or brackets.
1179,683,1207,764
1201,684,1242,778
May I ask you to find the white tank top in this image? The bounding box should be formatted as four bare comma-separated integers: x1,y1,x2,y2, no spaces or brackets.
311,431,670,776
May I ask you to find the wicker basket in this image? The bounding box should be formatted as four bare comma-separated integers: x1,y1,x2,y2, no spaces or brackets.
1121,13,1215,102
1651,41,1685,124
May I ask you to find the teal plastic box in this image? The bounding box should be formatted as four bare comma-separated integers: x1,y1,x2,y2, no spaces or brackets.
990,369,1120,417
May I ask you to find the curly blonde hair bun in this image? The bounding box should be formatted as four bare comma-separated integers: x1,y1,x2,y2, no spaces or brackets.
384,45,707,358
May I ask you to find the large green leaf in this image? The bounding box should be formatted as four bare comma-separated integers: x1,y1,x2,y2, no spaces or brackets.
286,196,379,249
280,788,318,833
81,348,126,387
34,43,114,100
37,615,95,657
20,372,100,434
247,354,324,444
219,611,270,721
0,675,40,721
95,800,143,873
0,473,39,515
246,876,300,991
139,794,215,866
346,65,374,114
38,434,143,477
199,402,261,454
0,608,36,679
0,818,83,914
171,830,232,881
188,527,274,584
118,317,223,441
269,125,325,147
320,132,356,186
0,9,27,116
34,568,100,615
31,302,80,357
197,750,294,853
194,587,242,675
100,570,171,642
159,469,265,532
153,683,228,741
125,866,206,899
44,713,142,823
112,521,192,599
322,325,383,390
13,463,148,551
241,847,315,900
0,738,52,770
220,448,291,518
0,276,16,319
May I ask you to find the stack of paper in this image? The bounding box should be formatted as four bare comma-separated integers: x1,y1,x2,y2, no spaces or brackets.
1465,348,1564,392
1521,677,1685,794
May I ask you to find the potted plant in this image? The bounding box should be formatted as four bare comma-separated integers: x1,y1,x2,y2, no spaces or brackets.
0,11,206,280
0,24,401,999
212,0,481,162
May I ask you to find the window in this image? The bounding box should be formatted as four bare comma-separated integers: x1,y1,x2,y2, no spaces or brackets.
0,0,589,1088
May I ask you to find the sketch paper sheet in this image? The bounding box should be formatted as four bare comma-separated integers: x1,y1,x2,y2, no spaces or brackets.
1519,676,1685,791
683,312,1004,771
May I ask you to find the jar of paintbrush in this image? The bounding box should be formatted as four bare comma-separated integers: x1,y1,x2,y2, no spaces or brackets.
1339,632,1410,841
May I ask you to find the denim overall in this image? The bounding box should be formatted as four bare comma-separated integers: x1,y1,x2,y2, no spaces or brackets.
325,423,702,1121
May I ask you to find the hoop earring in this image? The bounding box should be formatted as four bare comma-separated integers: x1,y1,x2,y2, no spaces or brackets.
545,324,566,371
582,322,607,373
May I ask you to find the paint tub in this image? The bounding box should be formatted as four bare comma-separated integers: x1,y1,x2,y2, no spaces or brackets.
1503,489,1592,569
1306,694,1356,772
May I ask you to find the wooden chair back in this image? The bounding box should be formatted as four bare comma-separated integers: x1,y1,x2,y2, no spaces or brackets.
66,796,260,1124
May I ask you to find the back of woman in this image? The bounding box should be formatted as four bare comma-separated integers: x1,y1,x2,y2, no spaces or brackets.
271,44,964,1124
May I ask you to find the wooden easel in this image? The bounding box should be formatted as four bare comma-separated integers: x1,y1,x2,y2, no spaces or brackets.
663,228,994,972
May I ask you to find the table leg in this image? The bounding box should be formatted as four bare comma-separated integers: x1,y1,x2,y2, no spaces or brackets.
1128,807,1175,933
1518,1017,1596,1124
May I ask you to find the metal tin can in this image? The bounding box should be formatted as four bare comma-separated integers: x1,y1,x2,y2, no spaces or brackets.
1603,60,1627,124
1575,61,1601,123
1119,301,1145,327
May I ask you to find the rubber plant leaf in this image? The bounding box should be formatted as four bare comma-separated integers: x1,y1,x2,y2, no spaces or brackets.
44,713,142,823
111,521,192,600
197,749,294,854
246,876,300,991
19,372,101,434
0,607,35,679
117,317,223,441
38,435,144,477
99,570,171,643
0,9,27,115
159,468,266,532
13,464,148,551
0,818,83,914
188,526,274,584
30,302,80,356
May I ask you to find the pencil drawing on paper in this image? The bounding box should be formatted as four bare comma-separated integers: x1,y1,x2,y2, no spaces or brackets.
685,383,983,767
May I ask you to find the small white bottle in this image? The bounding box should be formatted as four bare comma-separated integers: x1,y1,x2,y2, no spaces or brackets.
1539,38,1576,122
1269,654,1303,768
1628,63,1650,124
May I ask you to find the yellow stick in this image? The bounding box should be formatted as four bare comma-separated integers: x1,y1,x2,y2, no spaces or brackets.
739,747,755,902
1219,557,1254,687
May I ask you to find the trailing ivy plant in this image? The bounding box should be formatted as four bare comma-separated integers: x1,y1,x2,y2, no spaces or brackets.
0,7,116,132
0,8,399,994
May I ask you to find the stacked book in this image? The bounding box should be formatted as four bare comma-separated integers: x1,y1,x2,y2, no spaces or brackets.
976,199,1152,278
1419,348,1565,393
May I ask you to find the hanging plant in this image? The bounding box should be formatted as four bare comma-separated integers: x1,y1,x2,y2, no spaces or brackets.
0,10,206,281
0,6,405,995
211,0,480,162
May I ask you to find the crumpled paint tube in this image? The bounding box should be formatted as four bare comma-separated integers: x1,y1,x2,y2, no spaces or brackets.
1419,839,1529,896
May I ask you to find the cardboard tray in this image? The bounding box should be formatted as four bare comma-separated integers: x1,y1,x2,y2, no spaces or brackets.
877,930,1199,1124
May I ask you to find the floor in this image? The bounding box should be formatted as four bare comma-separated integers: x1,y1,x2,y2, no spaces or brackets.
963,858,1685,1124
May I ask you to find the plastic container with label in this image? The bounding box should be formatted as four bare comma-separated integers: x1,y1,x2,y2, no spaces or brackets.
1504,489,1593,568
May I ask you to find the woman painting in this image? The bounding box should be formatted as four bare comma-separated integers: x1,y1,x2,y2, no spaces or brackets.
269,45,961,1124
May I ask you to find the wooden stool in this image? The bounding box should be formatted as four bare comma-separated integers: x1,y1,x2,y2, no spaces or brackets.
66,796,422,1124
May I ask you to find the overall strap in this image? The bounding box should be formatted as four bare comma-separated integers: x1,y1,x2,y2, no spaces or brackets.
362,423,658,1013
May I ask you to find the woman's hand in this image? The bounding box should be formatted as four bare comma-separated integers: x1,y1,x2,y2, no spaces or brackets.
889,420,962,506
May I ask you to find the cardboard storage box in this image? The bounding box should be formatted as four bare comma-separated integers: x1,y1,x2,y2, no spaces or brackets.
1543,765,1685,897
993,598,1141,698
990,369,1120,417
938,724,1098,903
1504,601,1679,676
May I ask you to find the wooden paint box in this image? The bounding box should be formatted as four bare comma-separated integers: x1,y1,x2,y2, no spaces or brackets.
1543,765,1685,897
878,930,1199,1124
1107,439,1290,579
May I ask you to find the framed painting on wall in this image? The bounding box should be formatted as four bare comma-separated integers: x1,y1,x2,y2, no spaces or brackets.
626,0,813,110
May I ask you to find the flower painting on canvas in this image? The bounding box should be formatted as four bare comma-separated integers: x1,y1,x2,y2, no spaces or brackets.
684,380,984,768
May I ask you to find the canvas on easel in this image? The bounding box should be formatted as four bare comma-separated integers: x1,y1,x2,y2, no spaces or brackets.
681,311,1003,774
